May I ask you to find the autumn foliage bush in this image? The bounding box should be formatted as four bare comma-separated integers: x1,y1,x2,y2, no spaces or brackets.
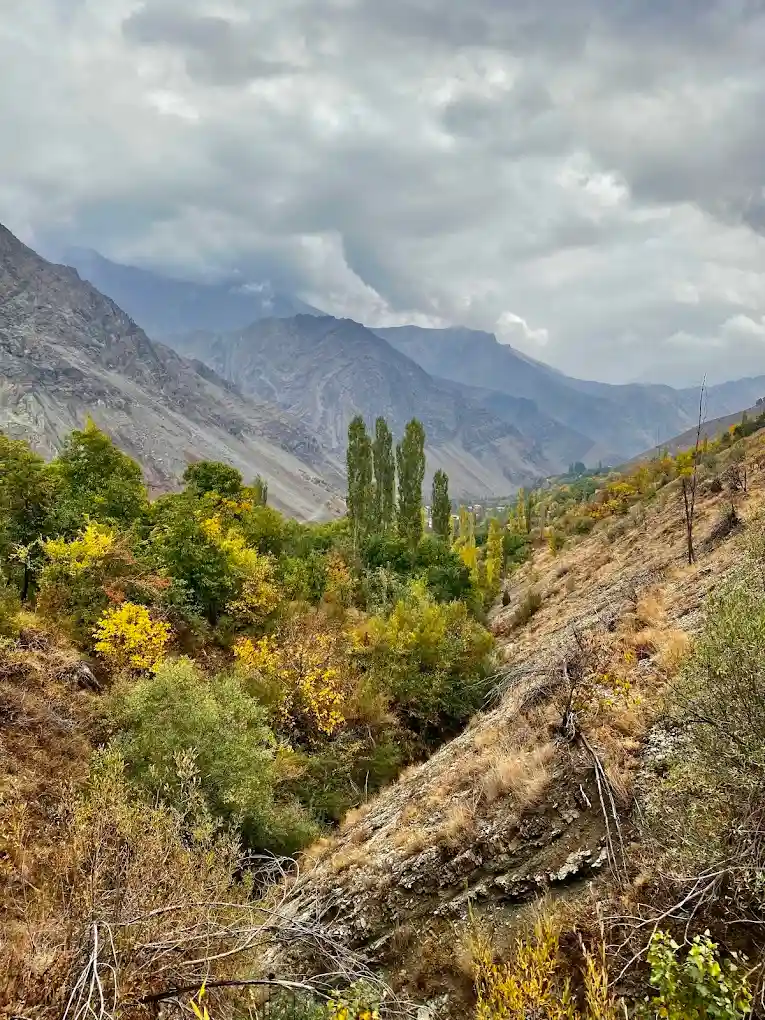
2,747,258,1015
1,422,498,918
94,601,170,672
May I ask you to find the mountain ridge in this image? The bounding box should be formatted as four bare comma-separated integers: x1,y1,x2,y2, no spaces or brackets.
167,315,563,498
0,224,344,518
60,247,323,338
373,324,765,458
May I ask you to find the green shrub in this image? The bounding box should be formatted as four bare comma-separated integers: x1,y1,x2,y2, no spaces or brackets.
657,539,765,885
354,580,494,742
503,531,531,567
287,728,405,824
360,566,410,615
671,569,765,779
360,533,475,605
146,494,237,623
51,419,147,531
111,657,317,854
279,551,328,603
643,930,751,1020
571,516,595,536
182,460,243,498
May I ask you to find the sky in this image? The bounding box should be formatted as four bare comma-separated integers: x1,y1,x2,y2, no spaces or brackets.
2,0,765,386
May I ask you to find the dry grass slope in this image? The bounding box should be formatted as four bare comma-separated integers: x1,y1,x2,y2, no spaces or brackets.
283,431,765,1007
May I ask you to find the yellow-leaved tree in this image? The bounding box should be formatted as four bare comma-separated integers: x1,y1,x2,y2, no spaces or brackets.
454,506,478,574
235,611,351,737
485,517,504,598
94,601,171,672
199,512,281,627
37,521,127,640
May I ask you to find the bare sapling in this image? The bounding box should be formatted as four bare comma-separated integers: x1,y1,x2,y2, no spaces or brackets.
681,381,706,566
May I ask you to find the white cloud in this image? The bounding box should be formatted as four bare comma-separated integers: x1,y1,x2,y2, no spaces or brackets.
1,0,765,384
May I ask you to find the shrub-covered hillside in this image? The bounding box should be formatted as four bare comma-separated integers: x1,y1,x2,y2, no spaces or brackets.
279,418,765,1019
0,413,503,1016
5,410,765,1019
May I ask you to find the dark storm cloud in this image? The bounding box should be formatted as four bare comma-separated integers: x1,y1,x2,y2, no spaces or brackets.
1,0,765,384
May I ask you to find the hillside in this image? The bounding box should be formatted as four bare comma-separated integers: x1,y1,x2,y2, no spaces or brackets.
6,412,765,1016
61,247,322,336
633,401,765,462
374,325,765,460
0,224,344,518
4,402,765,1016
168,316,562,498
275,430,765,1012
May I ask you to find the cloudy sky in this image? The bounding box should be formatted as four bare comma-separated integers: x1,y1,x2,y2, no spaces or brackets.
2,0,765,386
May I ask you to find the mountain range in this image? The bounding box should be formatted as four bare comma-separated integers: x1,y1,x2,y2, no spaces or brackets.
2,232,764,515
68,251,765,469
0,225,344,518
168,316,557,498
373,326,765,459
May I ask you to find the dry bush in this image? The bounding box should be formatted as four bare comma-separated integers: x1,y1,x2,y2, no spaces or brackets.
635,593,664,628
1,748,274,1018
472,724,505,752
511,589,543,629
340,802,373,831
480,744,556,809
330,845,368,873
654,628,691,674
392,825,431,857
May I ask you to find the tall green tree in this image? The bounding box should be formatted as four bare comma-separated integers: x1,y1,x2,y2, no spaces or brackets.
250,475,269,507
346,415,373,548
0,433,56,598
396,419,426,548
183,460,243,498
372,417,395,533
52,419,146,531
485,517,504,597
431,469,451,540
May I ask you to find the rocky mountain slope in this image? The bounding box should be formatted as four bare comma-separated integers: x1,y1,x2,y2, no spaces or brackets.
374,325,765,460
61,248,321,338
168,316,563,498
279,439,764,1011
0,225,344,518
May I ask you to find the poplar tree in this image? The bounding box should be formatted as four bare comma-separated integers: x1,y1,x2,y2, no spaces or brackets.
454,506,477,572
346,415,373,548
431,469,451,540
396,418,426,548
485,517,504,595
372,416,395,533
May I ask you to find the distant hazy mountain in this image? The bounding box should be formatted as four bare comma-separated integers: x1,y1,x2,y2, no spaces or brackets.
0,225,344,518
168,316,572,498
373,325,765,459
61,248,322,338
